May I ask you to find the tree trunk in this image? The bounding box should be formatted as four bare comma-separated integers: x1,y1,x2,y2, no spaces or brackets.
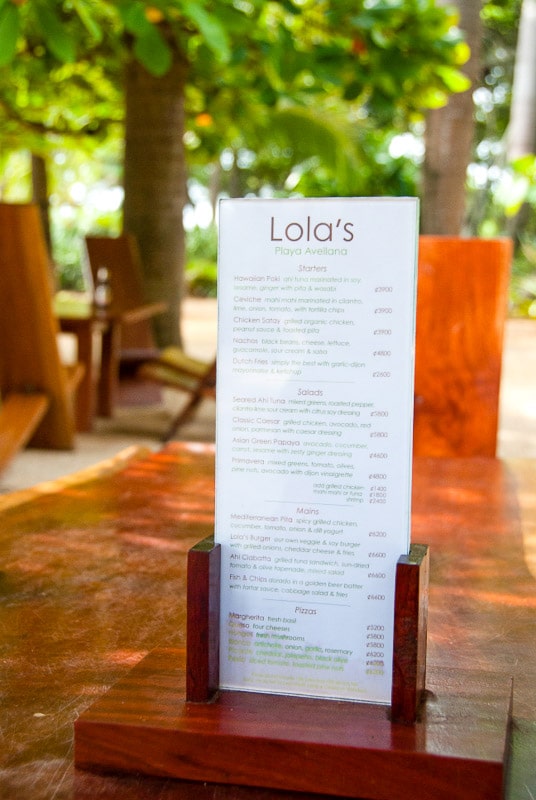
421,0,483,235
506,0,536,160
31,153,52,255
123,52,188,348
504,0,536,242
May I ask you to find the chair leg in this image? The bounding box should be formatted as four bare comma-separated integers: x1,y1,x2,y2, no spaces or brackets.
162,393,203,442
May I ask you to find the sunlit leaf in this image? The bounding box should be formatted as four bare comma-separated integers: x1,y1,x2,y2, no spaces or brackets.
435,65,471,92
452,41,471,66
416,87,450,109
511,154,536,178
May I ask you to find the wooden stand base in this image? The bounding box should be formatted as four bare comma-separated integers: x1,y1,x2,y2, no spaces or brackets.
75,539,512,798
75,647,512,800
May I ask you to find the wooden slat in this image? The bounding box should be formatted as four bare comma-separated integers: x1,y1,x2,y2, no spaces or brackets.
0,392,49,473
391,544,429,723
0,203,83,449
186,536,221,702
64,362,85,393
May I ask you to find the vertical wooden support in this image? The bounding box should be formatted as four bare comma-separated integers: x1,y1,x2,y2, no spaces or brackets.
186,536,221,702
391,543,429,723
186,536,429,720
414,236,512,457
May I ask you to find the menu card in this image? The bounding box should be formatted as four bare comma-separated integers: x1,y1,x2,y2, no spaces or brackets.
215,197,418,703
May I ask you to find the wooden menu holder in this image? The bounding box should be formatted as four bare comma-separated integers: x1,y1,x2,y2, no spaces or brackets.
186,537,429,723
75,536,512,799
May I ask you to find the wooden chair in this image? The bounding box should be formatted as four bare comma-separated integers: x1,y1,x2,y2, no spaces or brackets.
137,350,216,441
414,235,513,457
84,234,167,365
86,233,215,440
0,203,84,465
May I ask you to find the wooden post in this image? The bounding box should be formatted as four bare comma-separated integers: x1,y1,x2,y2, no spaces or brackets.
391,543,430,723
186,536,221,702
414,236,512,457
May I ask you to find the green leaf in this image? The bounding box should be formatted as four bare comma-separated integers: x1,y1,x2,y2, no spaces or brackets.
435,65,471,93
133,27,173,76
278,0,302,14
452,41,470,66
71,0,103,42
343,80,362,101
35,3,76,62
181,1,231,62
119,1,153,36
416,86,450,109
0,3,19,67
117,0,173,73
511,154,536,177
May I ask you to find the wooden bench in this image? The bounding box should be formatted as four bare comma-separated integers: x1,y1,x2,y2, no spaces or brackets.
0,202,84,455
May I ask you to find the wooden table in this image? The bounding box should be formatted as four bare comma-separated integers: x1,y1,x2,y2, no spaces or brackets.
0,444,535,799
57,299,166,430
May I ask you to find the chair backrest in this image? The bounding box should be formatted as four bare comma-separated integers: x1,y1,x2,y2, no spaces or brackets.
85,234,158,360
85,234,147,311
414,235,512,457
0,203,77,449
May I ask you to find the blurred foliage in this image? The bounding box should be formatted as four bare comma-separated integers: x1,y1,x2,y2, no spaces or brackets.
464,0,522,236
1,0,535,314
501,155,536,318
0,0,470,297
185,223,218,297
511,249,536,318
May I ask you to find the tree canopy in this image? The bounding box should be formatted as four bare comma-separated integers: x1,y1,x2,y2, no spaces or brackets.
3,0,533,327
0,0,470,149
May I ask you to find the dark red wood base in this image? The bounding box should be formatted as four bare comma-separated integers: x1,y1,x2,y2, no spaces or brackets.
75,647,512,800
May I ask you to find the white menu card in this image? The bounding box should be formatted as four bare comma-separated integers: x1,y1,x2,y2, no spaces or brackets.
215,197,418,704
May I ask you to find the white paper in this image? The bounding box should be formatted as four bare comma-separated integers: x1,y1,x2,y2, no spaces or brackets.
215,197,418,703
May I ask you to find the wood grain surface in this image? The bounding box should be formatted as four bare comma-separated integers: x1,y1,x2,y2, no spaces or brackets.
0,444,535,799
414,236,512,457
